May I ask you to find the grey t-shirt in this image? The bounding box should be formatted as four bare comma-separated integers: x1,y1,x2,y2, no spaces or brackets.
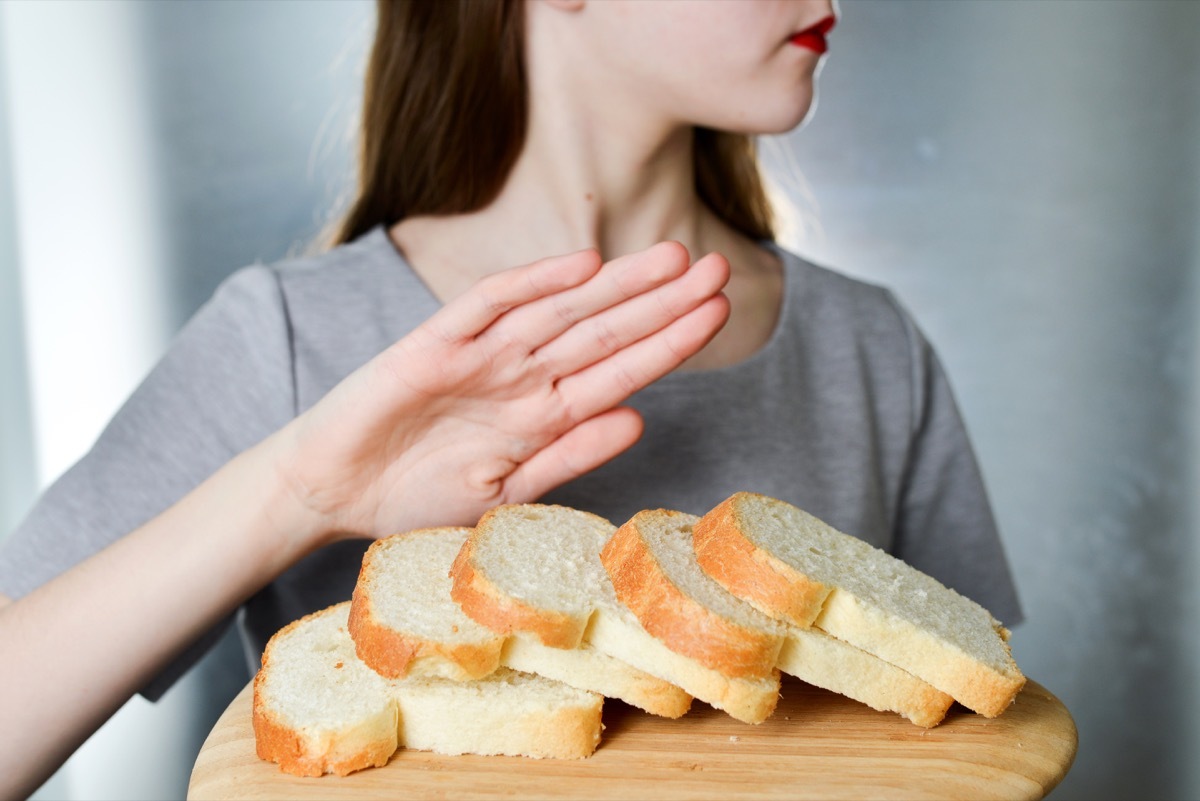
0,227,1022,698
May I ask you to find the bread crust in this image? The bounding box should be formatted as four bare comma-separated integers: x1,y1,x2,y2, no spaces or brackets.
346,586,419,678
692,494,831,627
600,510,781,680
449,534,585,649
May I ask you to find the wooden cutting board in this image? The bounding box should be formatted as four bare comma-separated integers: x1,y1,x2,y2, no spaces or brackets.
188,676,1076,801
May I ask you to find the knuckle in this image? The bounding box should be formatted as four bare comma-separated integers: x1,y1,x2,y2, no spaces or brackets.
473,274,514,315
609,266,645,300
547,399,577,430
592,319,625,354
611,365,643,396
546,387,582,429
656,289,683,320
553,295,580,326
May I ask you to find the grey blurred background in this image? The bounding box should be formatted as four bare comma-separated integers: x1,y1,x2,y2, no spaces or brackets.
1,1,1197,799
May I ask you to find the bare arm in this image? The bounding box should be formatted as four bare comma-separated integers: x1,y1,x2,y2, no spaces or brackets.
0,243,730,799
0,442,310,800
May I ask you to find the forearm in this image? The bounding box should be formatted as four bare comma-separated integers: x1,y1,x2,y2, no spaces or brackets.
0,433,322,801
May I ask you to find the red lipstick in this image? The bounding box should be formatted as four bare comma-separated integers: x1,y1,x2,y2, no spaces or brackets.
790,15,836,54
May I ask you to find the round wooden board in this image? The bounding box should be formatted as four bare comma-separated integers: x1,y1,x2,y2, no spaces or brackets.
188,676,1076,801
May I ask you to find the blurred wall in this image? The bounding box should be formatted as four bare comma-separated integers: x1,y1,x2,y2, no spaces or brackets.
0,1,371,798
771,2,1200,799
1,1,1197,799
0,5,36,540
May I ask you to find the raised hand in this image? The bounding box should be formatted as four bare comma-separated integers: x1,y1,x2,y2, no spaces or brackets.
274,241,731,543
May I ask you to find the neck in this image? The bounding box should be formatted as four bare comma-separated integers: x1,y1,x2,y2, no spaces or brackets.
389,6,760,293
390,103,728,293
484,107,714,263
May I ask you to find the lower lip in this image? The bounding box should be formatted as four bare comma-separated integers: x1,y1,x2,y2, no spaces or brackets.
790,31,828,55
790,16,835,55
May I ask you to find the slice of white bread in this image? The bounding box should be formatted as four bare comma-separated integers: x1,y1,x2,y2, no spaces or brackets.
450,505,601,648
692,492,1025,717
348,528,505,681
253,602,603,776
254,603,397,777
452,504,785,722
598,508,784,724
352,524,691,718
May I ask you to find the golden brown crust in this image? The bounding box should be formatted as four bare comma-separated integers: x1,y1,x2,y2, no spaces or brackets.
693,494,832,627
972,620,1026,717
449,521,584,649
615,672,693,719
933,649,1026,718
253,671,319,777
903,691,954,728
347,585,420,678
600,510,780,679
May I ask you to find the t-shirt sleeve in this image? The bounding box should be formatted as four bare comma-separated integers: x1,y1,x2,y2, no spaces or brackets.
889,299,1024,627
0,265,296,699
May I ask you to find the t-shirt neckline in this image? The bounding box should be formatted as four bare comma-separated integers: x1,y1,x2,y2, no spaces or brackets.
366,225,791,381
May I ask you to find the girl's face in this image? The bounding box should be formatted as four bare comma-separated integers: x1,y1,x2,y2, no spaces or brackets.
558,0,837,135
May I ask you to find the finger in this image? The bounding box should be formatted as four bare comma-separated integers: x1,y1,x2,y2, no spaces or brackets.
421,249,603,343
504,407,644,501
533,251,730,376
555,293,731,420
481,240,691,352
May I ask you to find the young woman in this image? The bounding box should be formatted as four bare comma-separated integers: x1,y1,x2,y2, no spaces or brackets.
0,1,1021,796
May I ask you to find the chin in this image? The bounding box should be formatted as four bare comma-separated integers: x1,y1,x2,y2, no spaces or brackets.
759,106,816,135
714,80,818,136
731,97,817,137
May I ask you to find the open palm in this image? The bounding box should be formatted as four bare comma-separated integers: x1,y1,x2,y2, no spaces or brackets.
276,242,730,541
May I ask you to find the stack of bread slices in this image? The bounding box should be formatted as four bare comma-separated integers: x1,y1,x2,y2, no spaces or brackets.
253,492,1025,777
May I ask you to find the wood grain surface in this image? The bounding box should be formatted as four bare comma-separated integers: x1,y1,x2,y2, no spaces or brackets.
188,676,1076,801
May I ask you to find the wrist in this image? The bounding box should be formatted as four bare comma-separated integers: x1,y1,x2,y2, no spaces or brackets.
241,427,343,571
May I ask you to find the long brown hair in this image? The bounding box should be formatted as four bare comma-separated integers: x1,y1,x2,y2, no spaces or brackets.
332,0,775,246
